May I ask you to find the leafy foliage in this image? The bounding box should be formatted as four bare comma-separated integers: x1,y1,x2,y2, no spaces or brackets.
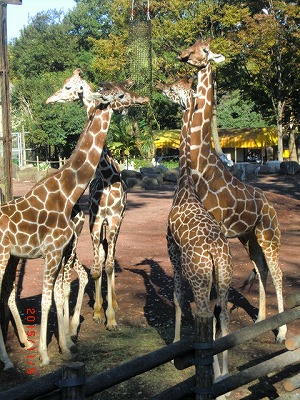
217,90,268,129
7,0,300,161
10,11,77,79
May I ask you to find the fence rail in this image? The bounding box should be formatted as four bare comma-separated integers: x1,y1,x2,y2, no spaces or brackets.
1,296,299,400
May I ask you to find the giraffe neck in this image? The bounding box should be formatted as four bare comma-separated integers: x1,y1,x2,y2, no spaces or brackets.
81,82,96,115
30,105,113,217
189,64,213,172
178,94,194,188
81,88,122,182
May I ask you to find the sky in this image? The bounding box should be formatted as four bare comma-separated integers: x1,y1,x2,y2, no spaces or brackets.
6,0,76,41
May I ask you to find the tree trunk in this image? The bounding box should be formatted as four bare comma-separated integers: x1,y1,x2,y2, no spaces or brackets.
211,77,222,155
288,130,298,162
276,100,284,162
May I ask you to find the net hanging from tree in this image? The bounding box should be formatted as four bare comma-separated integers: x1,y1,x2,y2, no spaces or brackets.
128,0,153,99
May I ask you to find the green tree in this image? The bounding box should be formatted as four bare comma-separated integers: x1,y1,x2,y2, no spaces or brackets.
10,11,77,79
217,89,268,129
235,1,300,161
8,0,299,162
11,72,86,160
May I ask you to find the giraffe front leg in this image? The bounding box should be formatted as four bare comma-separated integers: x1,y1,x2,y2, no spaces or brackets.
90,219,106,324
0,251,15,370
0,328,14,371
8,285,32,349
39,292,52,366
54,268,74,359
0,281,14,370
39,252,69,366
91,236,106,324
105,232,119,331
93,274,105,324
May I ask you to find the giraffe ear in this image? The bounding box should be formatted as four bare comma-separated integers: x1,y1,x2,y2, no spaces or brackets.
205,37,212,46
207,51,225,63
188,75,196,86
78,86,84,100
74,68,84,77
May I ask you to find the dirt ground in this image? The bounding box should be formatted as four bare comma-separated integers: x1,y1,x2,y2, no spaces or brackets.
1,172,300,399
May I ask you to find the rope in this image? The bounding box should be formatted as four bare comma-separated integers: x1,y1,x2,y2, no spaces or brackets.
130,0,134,21
130,0,151,21
146,0,151,20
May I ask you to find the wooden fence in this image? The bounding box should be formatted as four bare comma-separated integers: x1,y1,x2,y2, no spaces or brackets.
0,294,299,400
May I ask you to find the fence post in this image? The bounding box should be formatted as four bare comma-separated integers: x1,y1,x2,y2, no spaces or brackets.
194,312,214,400
58,362,85,400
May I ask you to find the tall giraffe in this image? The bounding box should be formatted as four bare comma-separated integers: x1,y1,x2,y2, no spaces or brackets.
160,76,233,380
178,39,286,342
0,84,148,370
46,69,127,330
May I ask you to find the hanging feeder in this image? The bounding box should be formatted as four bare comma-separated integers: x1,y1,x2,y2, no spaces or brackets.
128,0,153,99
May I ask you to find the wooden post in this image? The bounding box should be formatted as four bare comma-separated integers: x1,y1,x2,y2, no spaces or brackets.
283,372,300,392
0,0,22,201
285,334,300,351
194,312,214,400
0,1,12,201
59,362,85,400
21,125,26,166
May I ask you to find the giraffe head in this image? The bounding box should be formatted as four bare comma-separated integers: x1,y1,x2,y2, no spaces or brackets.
92,81,149,111
46,68,95,113
156,76,195,109
46,72,144,114
179,39,225,68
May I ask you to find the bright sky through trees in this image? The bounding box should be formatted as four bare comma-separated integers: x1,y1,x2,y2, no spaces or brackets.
6,0,76,41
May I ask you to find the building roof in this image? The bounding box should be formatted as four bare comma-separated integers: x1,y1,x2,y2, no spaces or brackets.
154,127,278,150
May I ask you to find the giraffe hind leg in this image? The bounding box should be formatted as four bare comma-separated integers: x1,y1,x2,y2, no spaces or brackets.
70,257,88,337
91,221,106,324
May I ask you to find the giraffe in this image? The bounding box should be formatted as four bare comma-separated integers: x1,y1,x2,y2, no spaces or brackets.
178,38,286,342
159,75,233,381
0,84,148,370
46,69,127,330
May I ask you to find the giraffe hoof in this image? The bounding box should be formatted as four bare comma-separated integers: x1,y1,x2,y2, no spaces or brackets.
276,335,285,344
61,350,73,361
106,323,118,331
70,343,78,353
3,362,14,371
40,357,51,366
276,325,287,343
93,316,105,324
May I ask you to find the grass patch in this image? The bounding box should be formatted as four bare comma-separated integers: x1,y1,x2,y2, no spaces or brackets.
76,325,194,399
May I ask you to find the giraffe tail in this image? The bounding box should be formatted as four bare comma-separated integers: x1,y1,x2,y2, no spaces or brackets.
240,268,257,292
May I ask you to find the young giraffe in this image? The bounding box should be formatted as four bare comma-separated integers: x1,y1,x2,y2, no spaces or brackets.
0,84,148,370
179,39,286,342
164,78,232,378
160,76,233,381
46,69,127,330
